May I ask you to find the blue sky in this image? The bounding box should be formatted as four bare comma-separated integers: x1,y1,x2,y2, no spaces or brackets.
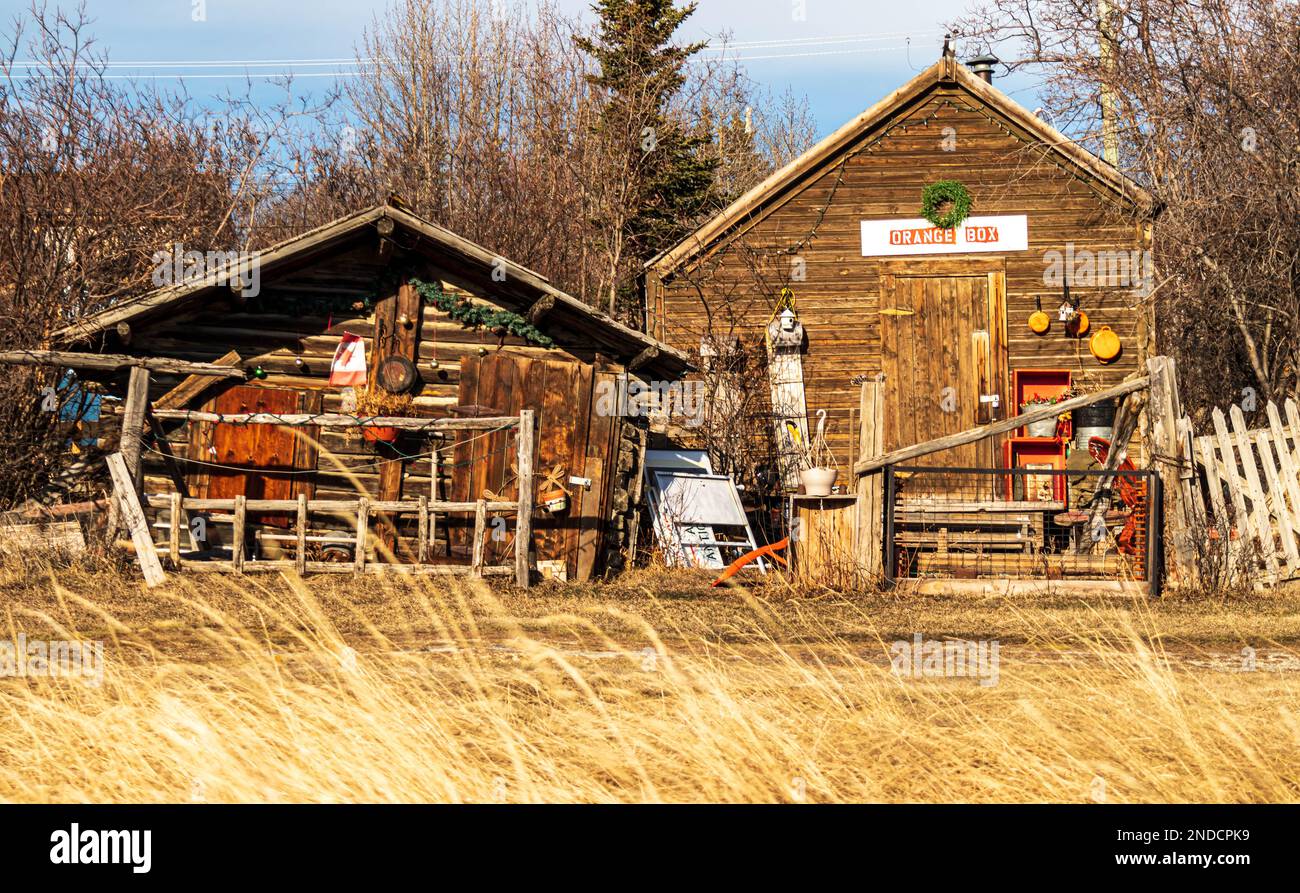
0,0,1041,137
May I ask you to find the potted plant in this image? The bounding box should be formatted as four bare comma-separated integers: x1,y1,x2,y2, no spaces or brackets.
354,384,413,444
798,409,839,496
1021,389,1073,438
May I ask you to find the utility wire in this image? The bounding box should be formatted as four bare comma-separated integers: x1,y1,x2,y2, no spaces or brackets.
9,32,945,78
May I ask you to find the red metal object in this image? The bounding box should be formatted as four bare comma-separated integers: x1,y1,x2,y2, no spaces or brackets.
1087,436,1146,558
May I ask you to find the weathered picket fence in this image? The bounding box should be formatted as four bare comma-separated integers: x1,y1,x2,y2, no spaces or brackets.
1192,398,1300,583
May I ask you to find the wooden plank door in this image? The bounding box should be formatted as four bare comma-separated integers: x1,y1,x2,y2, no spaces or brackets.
881,270,1005,478
194,385,318,527
452,354,598,580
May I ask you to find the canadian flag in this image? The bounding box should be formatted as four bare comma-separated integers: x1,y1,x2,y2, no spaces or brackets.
329,332,368,387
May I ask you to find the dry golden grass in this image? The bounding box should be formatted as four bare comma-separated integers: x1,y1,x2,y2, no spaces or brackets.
0,556,1298,803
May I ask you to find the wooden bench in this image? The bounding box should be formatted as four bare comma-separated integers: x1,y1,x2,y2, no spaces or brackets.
894,499,1064,555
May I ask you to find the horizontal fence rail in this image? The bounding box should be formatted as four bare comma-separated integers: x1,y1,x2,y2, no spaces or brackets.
144,410,520,431
144,496,520,514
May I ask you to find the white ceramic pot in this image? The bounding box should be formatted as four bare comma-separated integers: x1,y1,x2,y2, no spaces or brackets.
800,467,838,497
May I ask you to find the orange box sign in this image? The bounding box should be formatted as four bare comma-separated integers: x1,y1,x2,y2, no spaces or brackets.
862,215,1028,257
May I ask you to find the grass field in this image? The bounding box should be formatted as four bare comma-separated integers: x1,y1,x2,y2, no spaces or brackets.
1,556,1298,803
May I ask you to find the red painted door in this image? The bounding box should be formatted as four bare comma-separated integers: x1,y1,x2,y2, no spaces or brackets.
203,385,307,527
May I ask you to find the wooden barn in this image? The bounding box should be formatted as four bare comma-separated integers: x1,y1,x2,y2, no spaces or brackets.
639,50,1171,590
644,51,1158,489
46,200,691,584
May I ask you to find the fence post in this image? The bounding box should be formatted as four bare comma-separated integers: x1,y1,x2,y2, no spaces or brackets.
854,377,885,579
472,498,487,578
296,493,308,574
232,494,246,573
882,463,897,589
1145,356,1196,585
107,365,150,537
120,366,150,494
1148,471,1164,598
354,497,369,572
515,410,535,588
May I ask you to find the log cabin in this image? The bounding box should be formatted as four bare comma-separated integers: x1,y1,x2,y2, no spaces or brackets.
51,200,692,582
643,51,1159,497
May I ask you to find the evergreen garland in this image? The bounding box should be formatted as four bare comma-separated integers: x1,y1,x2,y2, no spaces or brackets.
920,180,974,229
408,277,555,348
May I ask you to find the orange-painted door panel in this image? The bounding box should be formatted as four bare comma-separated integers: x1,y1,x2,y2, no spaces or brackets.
205,385,304,526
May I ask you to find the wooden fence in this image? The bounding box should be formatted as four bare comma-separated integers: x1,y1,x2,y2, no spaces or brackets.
1191,398,1300,583
108,410,536,588
144,493,521,578
851,366,1162,593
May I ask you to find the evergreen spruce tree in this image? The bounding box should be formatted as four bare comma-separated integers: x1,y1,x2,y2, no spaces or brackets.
577,0,718,320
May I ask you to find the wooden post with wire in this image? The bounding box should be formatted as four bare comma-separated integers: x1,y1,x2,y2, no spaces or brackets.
854,376,886,578
168,492,182,566
417,495,429,564
1145,356,1196,584
120,366,150,490
471,498,487,578
515,409,535,588
232,495,246,573
429,447,440,559
354,497,369,572
296,493,308,574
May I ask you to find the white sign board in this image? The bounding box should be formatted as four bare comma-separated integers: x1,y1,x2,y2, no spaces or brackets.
653,472,749,527
860,215,1028,257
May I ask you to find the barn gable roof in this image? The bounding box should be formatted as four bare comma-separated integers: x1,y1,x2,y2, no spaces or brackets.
55,201,694,379
648,56,1157,277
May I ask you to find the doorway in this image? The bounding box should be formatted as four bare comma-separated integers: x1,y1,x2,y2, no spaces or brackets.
879,260,1008,475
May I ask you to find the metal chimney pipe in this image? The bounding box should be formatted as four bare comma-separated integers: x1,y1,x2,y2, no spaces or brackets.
966,53,999,84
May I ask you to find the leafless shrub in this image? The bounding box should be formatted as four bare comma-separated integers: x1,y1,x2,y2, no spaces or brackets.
957,0,1300,421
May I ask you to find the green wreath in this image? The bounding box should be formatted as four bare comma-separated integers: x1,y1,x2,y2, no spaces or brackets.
920,180,973,229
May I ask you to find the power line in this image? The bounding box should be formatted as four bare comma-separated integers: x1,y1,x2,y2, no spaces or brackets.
717,30,945,49
10,30,946,73
11,42,928,81
731,44,924,63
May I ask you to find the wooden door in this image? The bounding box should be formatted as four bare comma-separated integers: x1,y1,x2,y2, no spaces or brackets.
452,353,603,581
880,268,1007,477
194,385,319,526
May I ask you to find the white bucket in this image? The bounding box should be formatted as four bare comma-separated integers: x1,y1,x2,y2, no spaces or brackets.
1023,405,1058,437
